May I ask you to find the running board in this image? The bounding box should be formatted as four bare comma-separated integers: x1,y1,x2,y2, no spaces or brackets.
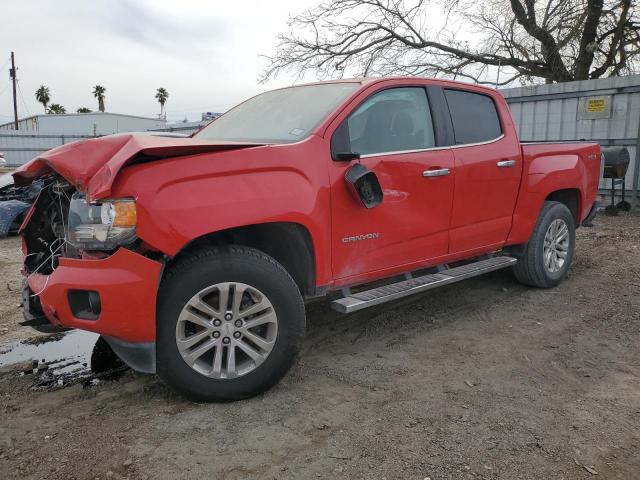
330,256,517,314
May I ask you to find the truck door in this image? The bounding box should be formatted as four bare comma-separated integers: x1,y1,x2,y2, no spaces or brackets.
328,86,455,281
443,88,523,254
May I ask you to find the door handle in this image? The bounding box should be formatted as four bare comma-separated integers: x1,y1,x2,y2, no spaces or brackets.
423,168,450,177
496,160,516,168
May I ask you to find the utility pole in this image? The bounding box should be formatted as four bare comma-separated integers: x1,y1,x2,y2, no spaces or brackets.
9,52,18,130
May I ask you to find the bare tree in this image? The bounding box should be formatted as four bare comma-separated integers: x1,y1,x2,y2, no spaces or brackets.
262,0,640,85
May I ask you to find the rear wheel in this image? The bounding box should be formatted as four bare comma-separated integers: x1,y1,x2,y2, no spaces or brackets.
513,201,575,288
156,246,305,402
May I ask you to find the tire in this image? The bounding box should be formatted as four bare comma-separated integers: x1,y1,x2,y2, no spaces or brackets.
512,201,575,288
156,245,305,402
91,337,127,379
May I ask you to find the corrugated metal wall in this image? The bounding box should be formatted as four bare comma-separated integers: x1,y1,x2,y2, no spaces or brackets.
0,131,94,166
0,113,166,136
0,114,171,167
501,74,640,201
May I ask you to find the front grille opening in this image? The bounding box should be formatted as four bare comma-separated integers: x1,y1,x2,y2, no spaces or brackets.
22,176,76,275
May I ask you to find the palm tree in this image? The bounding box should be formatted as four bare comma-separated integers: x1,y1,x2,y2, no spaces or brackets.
92,85,106,112
76,107,92,113
35,86,51,113
155,87,169,119
47,104,66,114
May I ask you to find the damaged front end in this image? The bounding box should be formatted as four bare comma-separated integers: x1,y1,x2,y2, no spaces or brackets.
22,176,76,276
13,133,260,373
22,176,138,273
21,176,75,332
20,174,163,373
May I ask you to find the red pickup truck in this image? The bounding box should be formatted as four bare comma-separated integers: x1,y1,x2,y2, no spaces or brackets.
15,78,600,401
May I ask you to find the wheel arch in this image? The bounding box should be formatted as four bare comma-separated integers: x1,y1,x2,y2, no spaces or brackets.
545,188,581,224
167,221,317,297
508,177,586,246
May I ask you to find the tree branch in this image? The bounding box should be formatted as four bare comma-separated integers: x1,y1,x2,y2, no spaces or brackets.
261,0,640,85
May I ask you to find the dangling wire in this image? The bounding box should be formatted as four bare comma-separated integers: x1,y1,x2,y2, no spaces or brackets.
27,181,73,297
28,240,67,297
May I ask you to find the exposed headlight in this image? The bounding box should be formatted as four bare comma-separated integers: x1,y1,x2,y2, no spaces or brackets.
67,193,137,250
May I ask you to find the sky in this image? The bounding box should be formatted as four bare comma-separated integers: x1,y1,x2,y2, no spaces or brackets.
0,0,319,123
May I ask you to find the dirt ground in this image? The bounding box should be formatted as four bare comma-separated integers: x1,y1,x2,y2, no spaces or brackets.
0,210,639,480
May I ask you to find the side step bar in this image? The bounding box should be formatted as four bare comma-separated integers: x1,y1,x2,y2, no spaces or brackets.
330,256,517,314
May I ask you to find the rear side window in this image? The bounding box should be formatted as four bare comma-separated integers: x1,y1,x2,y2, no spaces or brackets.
444,89,502,144
332,87,435,157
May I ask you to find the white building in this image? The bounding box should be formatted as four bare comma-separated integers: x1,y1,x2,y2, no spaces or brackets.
147,113,222,136
0,112,168,166
0,112,166,136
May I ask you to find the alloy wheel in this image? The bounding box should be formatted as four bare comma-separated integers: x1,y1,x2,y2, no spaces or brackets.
175,282,278,379
543,218,569,273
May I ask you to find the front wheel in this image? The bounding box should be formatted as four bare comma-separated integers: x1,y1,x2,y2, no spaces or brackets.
156,246,305,402
512,201,576,288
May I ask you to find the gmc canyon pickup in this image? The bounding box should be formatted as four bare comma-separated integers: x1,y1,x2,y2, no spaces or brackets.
15,78,600,401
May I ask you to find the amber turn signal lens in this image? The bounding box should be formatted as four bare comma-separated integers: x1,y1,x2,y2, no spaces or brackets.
112,201,137,228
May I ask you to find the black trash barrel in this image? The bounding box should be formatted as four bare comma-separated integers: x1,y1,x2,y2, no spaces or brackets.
602,147,630,179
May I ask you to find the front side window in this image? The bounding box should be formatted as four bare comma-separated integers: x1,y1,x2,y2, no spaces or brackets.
332,87,435,157
444,89,502,144
196,83,359,143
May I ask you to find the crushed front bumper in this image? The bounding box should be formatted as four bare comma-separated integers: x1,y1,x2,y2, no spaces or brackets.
23,247,162,370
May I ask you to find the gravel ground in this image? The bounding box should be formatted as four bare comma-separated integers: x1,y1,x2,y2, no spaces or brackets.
0,210,639,480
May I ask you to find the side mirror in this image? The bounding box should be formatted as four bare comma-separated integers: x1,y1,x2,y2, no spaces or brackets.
344,163,383,209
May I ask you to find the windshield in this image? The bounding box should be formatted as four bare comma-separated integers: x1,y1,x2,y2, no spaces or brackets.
196,83,360,143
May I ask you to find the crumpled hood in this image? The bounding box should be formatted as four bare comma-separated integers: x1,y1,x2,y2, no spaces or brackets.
13,134,264,200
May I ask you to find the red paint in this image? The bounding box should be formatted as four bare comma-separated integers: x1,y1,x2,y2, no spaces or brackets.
506,142,601,245
14,134,264,201
17,77,600,343
328,148,455,279
27,248,162,342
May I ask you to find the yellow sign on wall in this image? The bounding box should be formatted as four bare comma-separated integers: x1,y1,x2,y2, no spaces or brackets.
578,95,612,120
586,98,607,113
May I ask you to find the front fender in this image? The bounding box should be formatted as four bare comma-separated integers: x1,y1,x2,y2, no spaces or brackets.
109,139,332,286
139,167,320,254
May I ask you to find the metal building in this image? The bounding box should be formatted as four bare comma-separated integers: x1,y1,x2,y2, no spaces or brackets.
0,112,168,166
500,74,640,203
0,131,94,166
147,120,208,136
0,112,166,136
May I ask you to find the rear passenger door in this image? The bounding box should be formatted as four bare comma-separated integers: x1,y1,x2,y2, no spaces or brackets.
443,88,523,254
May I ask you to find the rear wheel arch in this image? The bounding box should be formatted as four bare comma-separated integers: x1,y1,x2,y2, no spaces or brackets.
545,188,581,225
166,222,317,297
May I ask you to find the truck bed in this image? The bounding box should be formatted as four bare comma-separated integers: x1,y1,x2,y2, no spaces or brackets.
520,141,601,223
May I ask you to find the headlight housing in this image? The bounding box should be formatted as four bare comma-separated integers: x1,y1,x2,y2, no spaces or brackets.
67,193,137,250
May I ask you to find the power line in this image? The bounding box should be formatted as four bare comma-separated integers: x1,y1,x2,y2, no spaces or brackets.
0,82,11,98
0,56,13,121
16,79,31,117
0,59,9,76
